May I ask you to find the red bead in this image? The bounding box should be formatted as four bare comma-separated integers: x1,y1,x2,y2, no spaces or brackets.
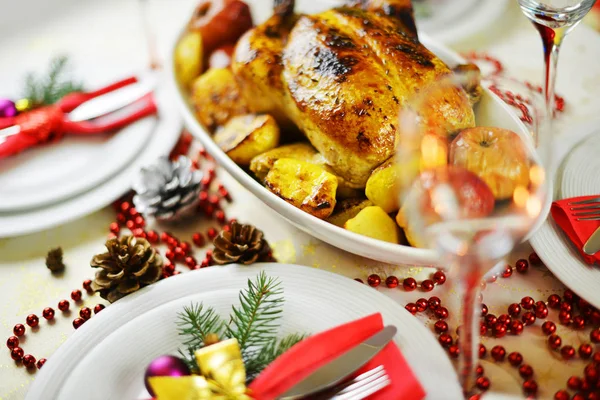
403,277,417,291
573,394,585,400
480,323,488,336
421,279,434,292
542,321,556,335
497,314,512,325
13,324,25,336
179,241,191,255
476,365,484,376
559,310,572,325
160,232,171,242
485,314,497,327
535,304,549,319
564,289,578,304
561,302,573,312
163,262,175,275
58,300,70,311
109,222,120,234
81,280,92,293
116,213,126,224
434,320,448,333
448,344,460,358
521,296,535,309
405,303,417,315
548,294,561,309
568,376,582,390
215,210,226,224
42,307,55,320
428,296,441,310
486,274,498,283
594,352,600,363
79,307,92,320
433,271,446,285
592,310,600,324
591,328,600,343
519,364,534,378
36,358,46,369
10,347,24,361
128,207,138,217
201,259,210,268
491,345,506,361
385,276,399,288
26,314,39,327
165,249,175,260
192,233,205,247
22,354,36,368
71,290,82,302
510,320,524,335
479,344,487,358
585,364,598,383
133,229,146,238
523,379,538,395
493,322,507,338
554,390,570,400
73,318,85,329
508,303,521,317
434,307,449,319
579,344,593,359
515,259,529,273
185,256,197,268
367,274,381,287
94,304,105,314
125,220,135,230
6,336,19,349
174,247,186,260
146,230,159,244
561,345,576,360
548,334,562,349
476,376,490,391
481,303,488,316
508,352,523,366
502,265,513,278
522,311,536,326
119,201,131,212
207,228,218,240
354,278,363,284
572,315,586,330
529,252,542,265
134,215,145,227
438,333,453,347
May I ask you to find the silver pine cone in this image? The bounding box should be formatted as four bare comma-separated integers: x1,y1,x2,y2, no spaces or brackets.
133,156,202,222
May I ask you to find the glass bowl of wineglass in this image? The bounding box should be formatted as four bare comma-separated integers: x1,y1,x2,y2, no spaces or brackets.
395,71,552,395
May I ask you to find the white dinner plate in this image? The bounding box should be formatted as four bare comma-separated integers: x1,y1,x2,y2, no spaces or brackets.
0,109,153,212
0,78,182,238
530,125,600,310
26,263,462,400
170,0,547,266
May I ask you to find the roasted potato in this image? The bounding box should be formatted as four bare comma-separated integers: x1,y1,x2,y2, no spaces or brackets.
265,158,338,219
365,158,400,213
175,31,203,88
327,198,373,227
190,68,251,132
214,114,280,166
396,209,425,248
344,206,400,244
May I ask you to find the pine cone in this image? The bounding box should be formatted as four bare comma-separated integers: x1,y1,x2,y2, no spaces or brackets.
212,222,273,265
90,235,162,303
45,247,65,272
133,156,202,222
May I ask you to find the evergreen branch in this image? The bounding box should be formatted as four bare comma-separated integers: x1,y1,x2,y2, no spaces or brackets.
176,303,225,351
22,55,83,107
226,271,284,359
245,333,307,381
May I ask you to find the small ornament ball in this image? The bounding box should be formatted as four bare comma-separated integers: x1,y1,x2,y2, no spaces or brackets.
0,98,17,118
144,355,191,396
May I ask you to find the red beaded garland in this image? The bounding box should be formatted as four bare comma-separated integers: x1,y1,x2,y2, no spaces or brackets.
146,230,159,244
434,320,448,333
548,294,561,309
515,259,529,273
521,312,536,326
385,276,399,288
584,364,598,384
481,304,488,316
509,320,524,335
579,343,593,359
13,324,25,336
367,274,381,287
22,354,36,368
554,390,570,400
559,310,572,325
535,303,549,319
434,307,449,319
79,307,92,320
82,279,93,292
502,265,513,278
428,296,441,310
58,300,70,311
73,318,85,329
548,334,562,349
508,303,521,317
433,271,446,285
591,328,600,343
491,345,506,361
480,324,488,336
542,321,557,335
572,393,585,400
564,289,577,303
479,344,487,358
185,256,197,268
561,345,576,360
493,322,507,338
416,298,428,312
42,307,55,320
508,352,523,366
476,376,490,391
561,302,573,312
405,303,417,315
529,252,542,265
438,333,453,348
26,314,39,327
421,279,434,292
519,364,534,378
10,347,24,361
403,277,417,291
36,358,46,369
485,314,497,328
207,227,218,240
448,345,460,358
497,314,511,325
71,290,82,302
521,296,535,310
568,376,582,390
476,365,484,376
94,304,105,314
572,315,585,330
522,379,538,395
6,336,19,350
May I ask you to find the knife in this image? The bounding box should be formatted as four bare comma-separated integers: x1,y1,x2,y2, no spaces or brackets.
279,325,397,400
583,226,600,255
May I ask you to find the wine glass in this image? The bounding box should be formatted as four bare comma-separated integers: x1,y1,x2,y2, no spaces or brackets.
516,0,596,117
396,72,551,395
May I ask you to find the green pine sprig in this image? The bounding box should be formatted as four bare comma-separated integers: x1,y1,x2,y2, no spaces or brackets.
22,55,83,107
244,333,306,380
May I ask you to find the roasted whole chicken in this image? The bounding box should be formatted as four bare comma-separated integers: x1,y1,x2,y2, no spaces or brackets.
231,0,475,188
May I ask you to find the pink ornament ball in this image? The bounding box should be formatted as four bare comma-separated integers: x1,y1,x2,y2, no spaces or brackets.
144,355,190,396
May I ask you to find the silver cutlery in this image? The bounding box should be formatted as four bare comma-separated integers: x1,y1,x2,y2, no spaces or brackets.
568,199,600,255
279,325,397,400
329,365,390,400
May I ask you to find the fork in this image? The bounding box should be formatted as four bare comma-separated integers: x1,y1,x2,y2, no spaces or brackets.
305,365,390,400
568,198,600,254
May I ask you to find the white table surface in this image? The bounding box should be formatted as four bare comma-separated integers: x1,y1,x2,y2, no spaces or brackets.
1,1,600,399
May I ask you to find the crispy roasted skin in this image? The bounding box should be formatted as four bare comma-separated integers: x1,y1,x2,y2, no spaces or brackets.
232,0,475,188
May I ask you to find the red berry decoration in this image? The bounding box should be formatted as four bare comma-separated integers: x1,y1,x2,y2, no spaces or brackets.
82,279,93,292
523,379,538,395
579,343,593,359
438,333,453,347
109,222,120,234
493,322,507,338
58,300,70,311
367,274,381,287
476,365,484,376
146,230,159,244
559,310,572,325
36,358,46,369
520,296,535,309
481,303,488,316
554,390,570,400
185,256,197,268
519,364,534,378
42,307,55,320
476,376,490,391
80,307,92,320
584,364,598,384
561,302,572,312
73,318,85,329
491,345,506,361
94,304,105,314
529,252,541,265
415,298,428,312
405,303,417,315
10,347,24,361
515,259,529,273
26,314,39,327
479,344,487,358
564,289,577,303
435,307,449,319
509,320,524,335
542,321,556,335
508,303,521,317
428,296,441,310
572,315,585,330
535,303,548,319
568,376,582,390
71,290,82,302
403,277,417,291
497,314,511,325
385,276,399,288
207,227,218,240
421,279,434,292
485,314,497,327
165,249,175,260
13,324,25,336
6,336,19,349
434,320,448,333
591,328,600,343
433,271,446,285
548,334,562,349
508,352,523,366
521,312,536,326
22,354,36,368
502,265,513,278
547,294,561,309
561,345,576,360
448,345,460,358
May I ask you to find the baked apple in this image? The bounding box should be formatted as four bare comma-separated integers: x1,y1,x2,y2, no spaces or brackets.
450,127,530,200
188,0,253,55
208,44,235,69
174,31,203,88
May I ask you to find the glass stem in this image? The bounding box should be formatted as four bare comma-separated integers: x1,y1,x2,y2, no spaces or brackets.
540,26,566,121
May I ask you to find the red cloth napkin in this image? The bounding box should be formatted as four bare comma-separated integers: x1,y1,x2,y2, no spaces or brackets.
551,195,600,265
249,313,426,400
